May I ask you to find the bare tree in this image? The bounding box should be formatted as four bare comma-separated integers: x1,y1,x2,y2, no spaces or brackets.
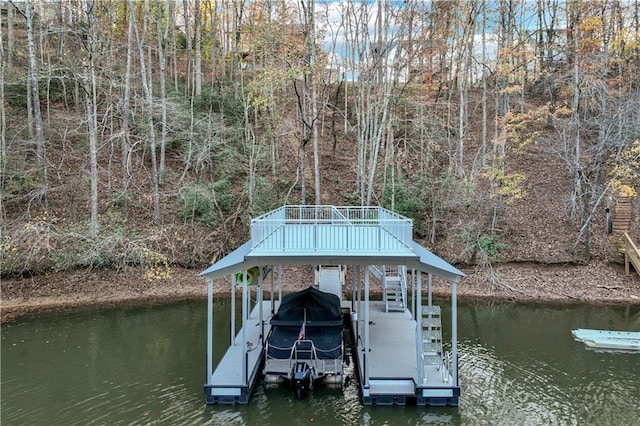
25,0,49,208
80,1,100,236
0,9,6,224
297,0,321,204
6,0,14,68
129,0,161,224
118,0,136,217
182,0,193,97
155,0,170,182
194,0,203,97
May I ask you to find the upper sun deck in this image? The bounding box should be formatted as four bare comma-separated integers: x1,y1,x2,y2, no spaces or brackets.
200,205,464,282
248,205,414,258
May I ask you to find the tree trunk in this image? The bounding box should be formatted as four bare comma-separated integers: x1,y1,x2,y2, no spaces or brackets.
0,14,6,224
83,2,99,236
194,0,202,97
155,0,169,183
120,0,135,217
182,0,193,97
130,0,161,224
6,1,13,68
26,0,48,208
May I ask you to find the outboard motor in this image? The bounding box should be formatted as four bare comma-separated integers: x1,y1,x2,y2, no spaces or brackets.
291,361,312,400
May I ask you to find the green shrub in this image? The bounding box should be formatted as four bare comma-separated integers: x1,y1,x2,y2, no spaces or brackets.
180,183,216,226
459,231,507,262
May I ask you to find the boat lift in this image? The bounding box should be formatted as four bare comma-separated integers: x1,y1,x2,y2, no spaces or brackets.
200,205,465,406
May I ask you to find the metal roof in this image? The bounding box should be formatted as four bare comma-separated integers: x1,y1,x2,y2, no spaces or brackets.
200,205,464,283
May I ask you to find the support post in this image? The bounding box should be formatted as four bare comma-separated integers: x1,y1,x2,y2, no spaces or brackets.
242,272,248,386
411,268,416,320
270,265,275,315
278,265,283,302
258,267,264,345
364,265,370,388
206,279,213,384
231,274,236,346
351,264,356,312
451,278,458,386
416,271,423,382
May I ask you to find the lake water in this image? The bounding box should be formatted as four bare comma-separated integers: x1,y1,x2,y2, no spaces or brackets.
2,299,639,425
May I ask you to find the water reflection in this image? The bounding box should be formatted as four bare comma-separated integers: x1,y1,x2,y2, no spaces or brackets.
1,300,639,425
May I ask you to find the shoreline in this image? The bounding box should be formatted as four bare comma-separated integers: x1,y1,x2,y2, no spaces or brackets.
2,261,640,323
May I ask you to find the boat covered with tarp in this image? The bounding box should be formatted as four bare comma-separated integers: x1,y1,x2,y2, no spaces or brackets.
263,286,345,398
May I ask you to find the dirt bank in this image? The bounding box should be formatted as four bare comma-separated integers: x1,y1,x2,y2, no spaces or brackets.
2,261,640,323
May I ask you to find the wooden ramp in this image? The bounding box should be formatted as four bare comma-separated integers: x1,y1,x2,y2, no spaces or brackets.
572,328,640,353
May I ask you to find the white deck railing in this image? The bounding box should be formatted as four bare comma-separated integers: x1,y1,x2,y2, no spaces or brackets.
250,205,413,253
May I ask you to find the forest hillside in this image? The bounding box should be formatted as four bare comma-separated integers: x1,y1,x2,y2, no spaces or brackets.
2,1,640,298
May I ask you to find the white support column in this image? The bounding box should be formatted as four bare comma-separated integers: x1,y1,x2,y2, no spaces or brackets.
364,265,370,388
354,265,360,345
231,274,236,346
416,270,423,383
206,278,213,384
270,265,275,315
242,272,248,386
427,273,432,308
451,278,458,387
351,264,357,312
411,268,416,320
278,265,283,302
258,267,264,345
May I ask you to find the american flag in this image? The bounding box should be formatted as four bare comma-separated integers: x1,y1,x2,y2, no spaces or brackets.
296,321,305,343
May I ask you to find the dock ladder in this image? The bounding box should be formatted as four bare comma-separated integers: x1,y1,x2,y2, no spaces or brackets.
421,305,443,367
381,265,407,312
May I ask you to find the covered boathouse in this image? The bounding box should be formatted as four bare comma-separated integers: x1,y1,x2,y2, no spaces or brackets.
200,205,465,406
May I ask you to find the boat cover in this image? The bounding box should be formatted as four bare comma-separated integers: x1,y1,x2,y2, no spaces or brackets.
267,287,342,359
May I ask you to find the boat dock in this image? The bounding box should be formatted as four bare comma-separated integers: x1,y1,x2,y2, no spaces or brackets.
201,205,464,406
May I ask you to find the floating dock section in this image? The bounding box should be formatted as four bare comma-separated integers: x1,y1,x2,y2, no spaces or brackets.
572,329,640,353
200,205,465,406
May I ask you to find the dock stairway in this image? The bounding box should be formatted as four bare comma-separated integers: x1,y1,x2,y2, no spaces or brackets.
421,305,443,367
373,265,407,312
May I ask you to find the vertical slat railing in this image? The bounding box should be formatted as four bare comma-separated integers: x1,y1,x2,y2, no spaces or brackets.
250,205,413,253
